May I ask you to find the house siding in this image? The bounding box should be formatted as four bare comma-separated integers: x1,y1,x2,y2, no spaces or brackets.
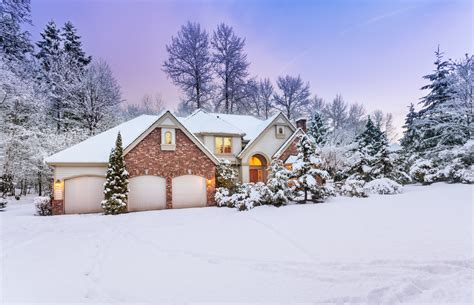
125,128,216,208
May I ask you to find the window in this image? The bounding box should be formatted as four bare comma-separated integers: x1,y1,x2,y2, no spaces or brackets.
161,128,175,150
275,125,285,138
164,131,172,145
250,156,263,166
215,137,232,154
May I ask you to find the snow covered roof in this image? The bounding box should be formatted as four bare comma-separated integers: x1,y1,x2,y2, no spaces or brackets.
45,110,220,165
180,109,267,141
45,114,162,164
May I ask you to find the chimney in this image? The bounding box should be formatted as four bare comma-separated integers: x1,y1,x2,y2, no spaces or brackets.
295,117,307,132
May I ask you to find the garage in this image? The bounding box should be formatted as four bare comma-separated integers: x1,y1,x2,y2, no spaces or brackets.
128,175,166,212
64,176,105,214
172,175,207,208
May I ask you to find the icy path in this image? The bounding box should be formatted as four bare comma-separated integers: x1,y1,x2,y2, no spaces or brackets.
0,183,472,304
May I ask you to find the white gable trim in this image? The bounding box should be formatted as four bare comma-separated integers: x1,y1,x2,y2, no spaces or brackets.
237,112,296,159
273,128,304,159
124,111,220,165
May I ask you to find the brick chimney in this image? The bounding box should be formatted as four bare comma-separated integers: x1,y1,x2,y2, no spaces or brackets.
295,117,307,132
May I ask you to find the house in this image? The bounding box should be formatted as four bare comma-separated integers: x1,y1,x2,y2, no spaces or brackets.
45,109,306,215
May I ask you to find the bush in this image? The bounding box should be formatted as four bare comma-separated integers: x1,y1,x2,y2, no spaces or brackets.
215,182,273,211
34,196,52,216
409,159,438,184
364,178,403,195
216,159,238,190
0,197,7,209
340,179,368,197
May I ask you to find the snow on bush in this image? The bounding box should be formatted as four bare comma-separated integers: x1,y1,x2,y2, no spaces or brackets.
215,182,273,211
34,196,52,216
216,159,238,190
364,178,403,195
409,159,438,184
340,179,368,197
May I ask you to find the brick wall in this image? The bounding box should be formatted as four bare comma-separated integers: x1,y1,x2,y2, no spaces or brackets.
125,128,216,208
277,137,299,163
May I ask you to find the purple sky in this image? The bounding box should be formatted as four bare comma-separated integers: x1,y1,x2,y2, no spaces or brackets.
30,0,472,135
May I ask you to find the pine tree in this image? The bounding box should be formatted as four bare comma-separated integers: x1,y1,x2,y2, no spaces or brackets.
267,159,291,206
101,132,129,215
355,116,384,156
292,134,328,202
307,111,328,145
216,159,238,190
62,21,91,69
0,0,33,63
400,103,419,150
36,21,62,72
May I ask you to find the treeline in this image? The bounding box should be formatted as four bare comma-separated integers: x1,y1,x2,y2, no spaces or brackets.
0,0,124,196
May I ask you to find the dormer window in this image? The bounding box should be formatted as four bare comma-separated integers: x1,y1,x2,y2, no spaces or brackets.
215,136,232,154
161,128,176,150
276,125,285,138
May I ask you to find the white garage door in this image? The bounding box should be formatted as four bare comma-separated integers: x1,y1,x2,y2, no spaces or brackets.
172,175,207,208
128,176,166,212
65,176,105,214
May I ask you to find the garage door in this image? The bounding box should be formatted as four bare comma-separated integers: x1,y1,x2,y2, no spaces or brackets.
172,175,207,208
128,176,166,212
65,176,105,214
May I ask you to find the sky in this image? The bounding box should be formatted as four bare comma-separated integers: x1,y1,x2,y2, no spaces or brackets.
29,0,473,136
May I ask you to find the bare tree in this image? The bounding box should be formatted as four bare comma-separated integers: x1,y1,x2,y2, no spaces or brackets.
324,95,348,130
273,75,310,119
163,22,213,110
70,59,122,135
304,95,326,116
258,78,274,119
211,23,249,114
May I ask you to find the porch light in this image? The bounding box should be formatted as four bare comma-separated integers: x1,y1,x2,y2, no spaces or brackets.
207,179,212,186
55,179,62,186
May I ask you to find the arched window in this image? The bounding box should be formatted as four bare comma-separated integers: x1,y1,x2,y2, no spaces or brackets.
250,156,263,166
165,131,173,145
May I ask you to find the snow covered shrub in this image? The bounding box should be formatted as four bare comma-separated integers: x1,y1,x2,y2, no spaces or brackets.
216,159,238,190
215,187,232,207
364,178,403,195
340,179,368,197
102,132,129,215
267,159,291,207
0,197,7,209
409,159,439,184
34,196,52,216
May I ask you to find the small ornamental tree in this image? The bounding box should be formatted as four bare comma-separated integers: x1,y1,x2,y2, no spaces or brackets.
292,134,329,203
216,159,238,190
267,159,291,206
307,111,328,146
101,132,129,215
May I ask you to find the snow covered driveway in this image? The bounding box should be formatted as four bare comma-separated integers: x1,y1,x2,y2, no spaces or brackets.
1,183,472,304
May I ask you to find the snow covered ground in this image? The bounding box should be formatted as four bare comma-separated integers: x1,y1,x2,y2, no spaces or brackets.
1,183,472,304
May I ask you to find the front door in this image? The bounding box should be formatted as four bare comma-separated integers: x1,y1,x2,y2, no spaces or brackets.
249,169,265,183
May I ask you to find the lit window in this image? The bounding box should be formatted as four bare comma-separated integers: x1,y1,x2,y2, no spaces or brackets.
165,131,172,144
250,156,263,166
215,137,232,154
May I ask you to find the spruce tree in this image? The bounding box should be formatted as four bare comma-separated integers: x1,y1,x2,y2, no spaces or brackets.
216,159,238,190
292,134,328,202
36,21,62,72
267,159,291,206
355,116,384,156
400,103,419,151
101,132,129,215
62,21,91,69
307,112,328,145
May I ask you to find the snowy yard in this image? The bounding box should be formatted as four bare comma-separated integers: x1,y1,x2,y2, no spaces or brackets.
0,183,472,304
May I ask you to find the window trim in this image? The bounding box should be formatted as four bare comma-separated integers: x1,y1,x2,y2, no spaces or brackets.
161,128,176,151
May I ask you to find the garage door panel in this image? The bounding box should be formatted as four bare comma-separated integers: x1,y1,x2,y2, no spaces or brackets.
172,175,207,209
128,176,166,212
65,176,105,214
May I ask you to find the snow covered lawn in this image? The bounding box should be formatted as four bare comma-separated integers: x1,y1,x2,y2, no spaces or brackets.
1,183,472,304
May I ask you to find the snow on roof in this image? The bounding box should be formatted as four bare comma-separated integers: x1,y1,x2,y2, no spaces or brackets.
180,109,266,141
285,155,298,164
45,114,162,164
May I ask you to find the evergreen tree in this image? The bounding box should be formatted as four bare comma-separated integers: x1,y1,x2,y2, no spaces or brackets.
0,0,33,63
307,111,328,145
355,116,384,156
292,135,329,202
101,132,129,215
36,21,62,72
371,133,392,178
400,103,419,150
62,21,91,69
216,159,238,190
267,159,291,206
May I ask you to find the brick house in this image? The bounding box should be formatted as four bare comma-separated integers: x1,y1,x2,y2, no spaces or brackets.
46,110,306,215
